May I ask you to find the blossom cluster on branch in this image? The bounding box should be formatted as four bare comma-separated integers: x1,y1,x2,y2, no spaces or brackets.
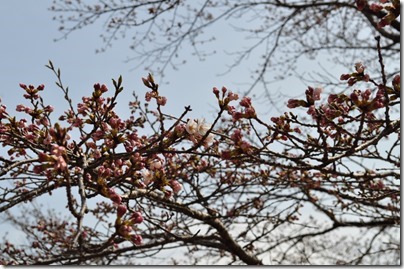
0,38,400,265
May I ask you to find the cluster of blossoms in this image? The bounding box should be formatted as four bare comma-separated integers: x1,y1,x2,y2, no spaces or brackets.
212,86,256,122
96,170,144,245
183,118,214,146
36,144,68,173
142,73,167,106
340,62,370,86
287,86,323,109
356,0,400,28
220,129,254,160
0,47,399,260
270,113,302,141
115,203,143,245
139,157,183,197
277,60,400,143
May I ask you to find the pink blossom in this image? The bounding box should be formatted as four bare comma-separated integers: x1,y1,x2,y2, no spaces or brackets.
118,224,132,235
145,92,151,101
156,96,167,106
307,105,317,117
231,129,243,143
44,105,54,113
54,155,67,171
77,103,89,115
355,62,365,73
312,87,322,101
232,111,243,122
0,104,8,119
170,180,182,194
51,145,66,156
16,104,28,112
239,97,252,107
72,117,83,128
33,165,44,174
92,130,104,141
245,107,256,118
227,91,239,101
174,124,185,135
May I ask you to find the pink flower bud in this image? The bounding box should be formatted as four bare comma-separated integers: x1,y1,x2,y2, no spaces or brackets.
118,224,132,235
369,3,382,12
355,0,366,11
157,96,167,106
227,92,239,101
170,180,182,194
130,234,143,245
355,62,365,73
340,74,350,80
110,194,122,204
100,84,108,93
287,99,301,108
131,212,143,224
117,204,127,218
239,97,252,107
213,87,219,97
93,83,101,91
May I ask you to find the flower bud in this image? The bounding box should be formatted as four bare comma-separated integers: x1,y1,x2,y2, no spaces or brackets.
131,212,143,224
130,234,143,245
212,87,219,97
117,204,127,218
170,180,182,194
110,194,122,204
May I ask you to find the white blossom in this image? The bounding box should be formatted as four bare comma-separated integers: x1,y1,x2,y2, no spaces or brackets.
185,119,198,134
196,118,211,136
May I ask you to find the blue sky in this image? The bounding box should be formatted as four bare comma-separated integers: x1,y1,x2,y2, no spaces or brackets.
0,0,335,122
0,0,257,120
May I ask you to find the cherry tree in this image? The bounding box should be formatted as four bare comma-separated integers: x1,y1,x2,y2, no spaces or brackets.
0,23,400,264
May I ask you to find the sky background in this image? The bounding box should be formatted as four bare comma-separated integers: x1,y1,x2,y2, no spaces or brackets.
0,0,344,121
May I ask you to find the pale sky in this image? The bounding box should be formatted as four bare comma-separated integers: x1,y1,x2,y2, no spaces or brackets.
0,0,338,121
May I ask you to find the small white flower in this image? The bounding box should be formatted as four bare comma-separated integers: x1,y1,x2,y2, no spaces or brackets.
140,169,153,185
185,119,198,134
149,159,163,170
196,118,211,136
203,133,215,147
